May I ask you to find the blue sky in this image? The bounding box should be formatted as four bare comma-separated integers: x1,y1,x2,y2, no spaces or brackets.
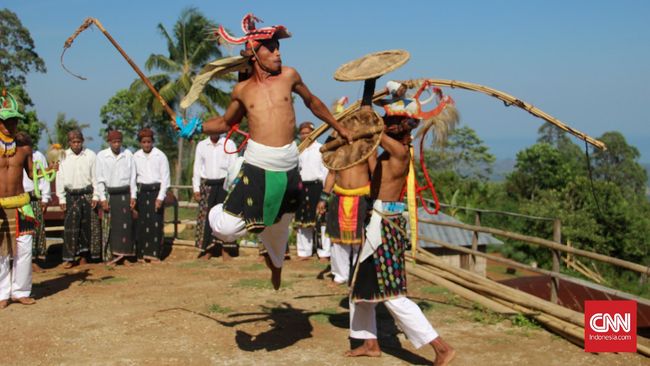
9,0,650,161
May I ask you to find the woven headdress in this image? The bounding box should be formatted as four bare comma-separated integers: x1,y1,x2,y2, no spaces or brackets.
0,89,25,121
216,13,291,51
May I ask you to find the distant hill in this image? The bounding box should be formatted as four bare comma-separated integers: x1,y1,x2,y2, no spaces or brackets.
490,159,516,182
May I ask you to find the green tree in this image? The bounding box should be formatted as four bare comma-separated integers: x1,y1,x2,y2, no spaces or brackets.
590,131,647,198
133,7,232,186
7,85,45,146
537,124,585,175
100,89,141,150
426,126,496,181
0,8,46,88
0,9,47,145
506,143,574,200
47,112,92,148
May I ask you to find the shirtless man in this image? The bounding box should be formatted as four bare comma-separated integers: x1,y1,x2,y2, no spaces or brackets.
346,118,455,365
317,150,376,285
0,91,36,308
179,15,352,290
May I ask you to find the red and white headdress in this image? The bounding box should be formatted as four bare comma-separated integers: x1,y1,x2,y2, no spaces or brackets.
216,13,291,51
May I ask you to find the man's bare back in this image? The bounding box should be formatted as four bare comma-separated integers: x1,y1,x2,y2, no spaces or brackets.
371,134,410,202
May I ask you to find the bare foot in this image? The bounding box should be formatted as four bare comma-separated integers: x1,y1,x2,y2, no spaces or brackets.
222,251,232,262
32,262,43,273
0,299,8,309
431,337,456,366
200,252,212,261
108,255,123,266
263,254,282,290
319,257,330,263
297,256,311,261
11,297,36,305
62,261,75,269
79,257,88,265
344,340,381,357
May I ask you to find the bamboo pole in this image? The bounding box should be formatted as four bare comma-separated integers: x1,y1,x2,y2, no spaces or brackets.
402,79,606,150
418,218,650,275
419,236,574,281
406,262,521,315
411,250,585,327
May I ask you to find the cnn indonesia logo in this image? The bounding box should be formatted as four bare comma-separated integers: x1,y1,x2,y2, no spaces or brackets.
584,300,637,353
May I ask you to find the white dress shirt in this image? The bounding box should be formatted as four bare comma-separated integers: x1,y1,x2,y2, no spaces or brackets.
298,141,327,183
23,150,51,203
133,147,170,202
55,148,99,204
192,136,238,192
96,147,137,201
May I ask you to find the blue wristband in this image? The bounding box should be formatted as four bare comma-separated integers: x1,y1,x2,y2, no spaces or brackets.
177,116,203,139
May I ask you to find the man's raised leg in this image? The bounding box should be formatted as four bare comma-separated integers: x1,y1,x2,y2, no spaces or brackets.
259,213,293,290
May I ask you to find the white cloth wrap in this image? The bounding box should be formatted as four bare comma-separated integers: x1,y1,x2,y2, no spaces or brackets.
358,200,384,263
243,139,299,172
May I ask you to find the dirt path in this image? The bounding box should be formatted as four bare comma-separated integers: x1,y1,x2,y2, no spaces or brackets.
0,246,646,365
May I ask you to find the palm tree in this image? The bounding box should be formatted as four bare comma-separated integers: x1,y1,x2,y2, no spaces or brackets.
133,7,232,189
46,112,92,147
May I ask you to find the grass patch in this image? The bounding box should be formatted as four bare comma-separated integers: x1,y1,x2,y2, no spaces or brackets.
421,286,449,296
510,313,541,329
470,305,506,325
208,304,233,314
311,307,338,324
102,276,128,284
241,263,266,271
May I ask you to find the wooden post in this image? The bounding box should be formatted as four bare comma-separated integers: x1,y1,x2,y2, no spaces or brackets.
173,200,179,239
551,219,562,304
471,212,481,273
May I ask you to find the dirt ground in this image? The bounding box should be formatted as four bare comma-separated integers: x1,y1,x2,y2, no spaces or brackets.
1,245,647,366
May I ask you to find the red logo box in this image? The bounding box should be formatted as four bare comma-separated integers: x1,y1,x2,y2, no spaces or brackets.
584,300,637,352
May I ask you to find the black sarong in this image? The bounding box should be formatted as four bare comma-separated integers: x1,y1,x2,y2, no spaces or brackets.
135,183,164,260
222,163,300,233
103,186,134,257
351,211,408,302
294,180,322,228
29,192,47,258
195,178,226,252
63,186,102,262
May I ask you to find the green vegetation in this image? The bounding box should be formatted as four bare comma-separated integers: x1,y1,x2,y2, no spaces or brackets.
311,307,338,324
208,304,233,314
420,124,650,298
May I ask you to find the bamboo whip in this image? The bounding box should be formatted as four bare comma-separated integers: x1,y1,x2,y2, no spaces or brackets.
62,18,177,125
402,79,606,150
406,262,521,315
419,218,650,275
411,250,585,326
298,90,389,152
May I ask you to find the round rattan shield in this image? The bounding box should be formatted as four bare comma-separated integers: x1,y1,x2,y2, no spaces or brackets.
334,50,410,82
320,109,384,171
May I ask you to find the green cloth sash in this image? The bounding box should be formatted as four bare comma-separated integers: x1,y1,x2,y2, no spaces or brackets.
263,171,287,226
